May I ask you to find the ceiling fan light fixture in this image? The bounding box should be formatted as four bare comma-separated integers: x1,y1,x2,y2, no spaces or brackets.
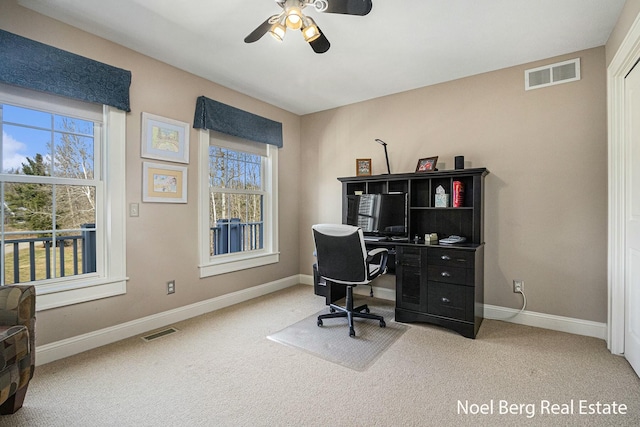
302,17,320,43
285,7,303,30
269,22,286,41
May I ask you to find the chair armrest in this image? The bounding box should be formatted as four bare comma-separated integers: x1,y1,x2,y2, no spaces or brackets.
0,285,35,328
366,248,389,279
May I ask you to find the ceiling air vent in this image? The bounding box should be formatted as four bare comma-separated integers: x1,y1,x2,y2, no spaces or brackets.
525,58,580,90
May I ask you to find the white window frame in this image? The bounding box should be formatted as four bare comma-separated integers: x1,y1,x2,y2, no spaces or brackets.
198,130,279,277
0,85,127,310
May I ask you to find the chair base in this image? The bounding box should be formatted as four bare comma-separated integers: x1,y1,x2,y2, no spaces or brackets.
317,285,385,337
0,384,28,415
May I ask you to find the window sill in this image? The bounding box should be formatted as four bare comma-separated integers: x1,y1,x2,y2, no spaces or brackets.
199,252,279,277
35,277,128,311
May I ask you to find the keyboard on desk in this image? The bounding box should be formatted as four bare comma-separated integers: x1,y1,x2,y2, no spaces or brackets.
364,236,388,242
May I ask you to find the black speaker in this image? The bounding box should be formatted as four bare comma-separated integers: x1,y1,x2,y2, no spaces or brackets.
455,156,465,170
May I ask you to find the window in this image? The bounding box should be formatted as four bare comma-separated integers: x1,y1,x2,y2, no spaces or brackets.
198,130,278,277
0,84,126,310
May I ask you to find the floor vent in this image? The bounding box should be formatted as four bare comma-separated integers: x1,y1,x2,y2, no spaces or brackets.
141,327,179,342
525,58,580,90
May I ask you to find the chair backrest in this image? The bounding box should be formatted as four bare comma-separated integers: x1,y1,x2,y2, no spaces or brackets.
312,224,369,285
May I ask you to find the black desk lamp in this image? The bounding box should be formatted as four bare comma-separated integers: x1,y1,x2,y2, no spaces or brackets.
375,139,391,174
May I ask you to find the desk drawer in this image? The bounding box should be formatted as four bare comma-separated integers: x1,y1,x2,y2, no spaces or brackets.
427,265,471,285
427,282,474,322
427,248,474,267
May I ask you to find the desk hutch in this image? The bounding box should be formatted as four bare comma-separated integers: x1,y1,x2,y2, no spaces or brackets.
334,168,489,338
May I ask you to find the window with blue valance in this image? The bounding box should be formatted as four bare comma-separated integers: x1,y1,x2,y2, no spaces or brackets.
0,29,131,112
193,96,283,148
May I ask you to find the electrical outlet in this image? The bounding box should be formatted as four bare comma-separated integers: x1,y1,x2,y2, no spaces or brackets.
513,280,524,293
167,280,175,294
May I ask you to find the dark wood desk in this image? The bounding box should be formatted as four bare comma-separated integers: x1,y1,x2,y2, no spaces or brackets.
314,241,484,339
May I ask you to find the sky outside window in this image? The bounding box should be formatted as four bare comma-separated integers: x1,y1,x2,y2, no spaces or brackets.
2,104,94,174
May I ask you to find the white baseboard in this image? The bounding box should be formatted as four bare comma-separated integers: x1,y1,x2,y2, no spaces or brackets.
484,304,607,340
36,275,301,366
301,275,606,339
37,276,607,366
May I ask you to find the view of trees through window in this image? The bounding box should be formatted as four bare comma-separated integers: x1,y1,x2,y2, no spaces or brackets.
1,103,98,284
208,146,264,256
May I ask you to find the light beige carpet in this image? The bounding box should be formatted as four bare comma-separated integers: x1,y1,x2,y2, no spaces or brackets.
268,300,408,371
2,284,639,426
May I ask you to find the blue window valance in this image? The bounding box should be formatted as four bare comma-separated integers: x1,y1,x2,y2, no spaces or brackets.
0,29,131,112
193,96,283,148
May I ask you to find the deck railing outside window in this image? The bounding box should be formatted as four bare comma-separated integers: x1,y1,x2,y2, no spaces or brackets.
210,219,263,255
2,224,96,284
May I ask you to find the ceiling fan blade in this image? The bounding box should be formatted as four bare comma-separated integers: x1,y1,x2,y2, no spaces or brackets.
244,16,278,43
319,0,372,16
308,27,330,54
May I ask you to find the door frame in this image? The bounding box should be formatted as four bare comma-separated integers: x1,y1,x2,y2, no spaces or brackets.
608,11,640,355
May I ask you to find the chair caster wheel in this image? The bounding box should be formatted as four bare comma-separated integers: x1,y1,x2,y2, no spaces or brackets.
380,320,386,328
329,307,336,313
349,328,356,337
317,319,323,327
364,307,370,314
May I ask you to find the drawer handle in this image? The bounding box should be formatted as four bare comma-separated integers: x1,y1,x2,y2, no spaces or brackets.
441,271,451,277
441,255,451,261
441,297,451,304
456,258,467,263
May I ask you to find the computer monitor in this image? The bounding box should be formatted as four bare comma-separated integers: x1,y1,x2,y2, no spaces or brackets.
345,193,407,238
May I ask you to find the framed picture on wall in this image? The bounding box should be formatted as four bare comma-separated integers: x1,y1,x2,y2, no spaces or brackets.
142,162,188,203
416,156,438,172
356,158,372,176
141,112,190,164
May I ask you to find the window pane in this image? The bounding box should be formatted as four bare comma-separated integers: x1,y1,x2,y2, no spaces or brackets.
52,119,95,179
208,147,263,191
2,230,94,284
4,182,54,231
227,159,243,189
3,105,52,128
2,181,97,284
245,155,261,189
54,115,94,136
55,184,96,229
2,125,51,174
209,192,263,255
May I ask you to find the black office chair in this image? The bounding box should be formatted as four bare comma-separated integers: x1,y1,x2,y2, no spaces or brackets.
312,224,389,337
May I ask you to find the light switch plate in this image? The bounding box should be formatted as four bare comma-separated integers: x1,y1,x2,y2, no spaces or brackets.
129,203,139,217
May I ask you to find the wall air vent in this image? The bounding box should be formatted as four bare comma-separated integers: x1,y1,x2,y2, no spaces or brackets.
525,58,580,90
141,327,179,342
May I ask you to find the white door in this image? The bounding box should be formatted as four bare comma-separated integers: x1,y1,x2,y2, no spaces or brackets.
625,62,640,376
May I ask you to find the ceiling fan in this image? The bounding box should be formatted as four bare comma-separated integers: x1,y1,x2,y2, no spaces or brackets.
244,0,373,54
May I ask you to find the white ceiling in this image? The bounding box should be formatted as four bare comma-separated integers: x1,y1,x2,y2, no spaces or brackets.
18,0,625,115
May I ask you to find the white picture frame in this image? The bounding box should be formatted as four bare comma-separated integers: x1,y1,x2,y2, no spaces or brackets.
142,162,187,203
141,112,189,164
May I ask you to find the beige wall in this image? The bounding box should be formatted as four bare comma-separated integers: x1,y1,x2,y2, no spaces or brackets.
0,1,302,346
606,0,640,65
300,47,608,323
1,0,624,345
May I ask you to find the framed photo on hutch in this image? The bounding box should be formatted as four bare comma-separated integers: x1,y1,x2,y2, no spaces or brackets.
416,156,438,172
356,158,372,176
